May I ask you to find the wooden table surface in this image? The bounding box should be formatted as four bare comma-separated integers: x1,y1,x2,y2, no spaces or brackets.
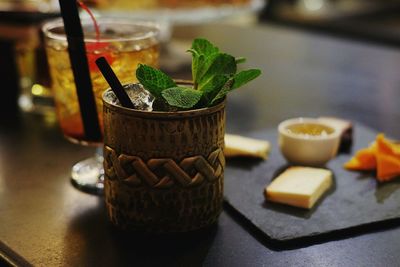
1,22,400,266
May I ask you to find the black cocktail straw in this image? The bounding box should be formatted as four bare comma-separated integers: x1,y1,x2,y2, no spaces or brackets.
58,0,101,142
95,57,135,109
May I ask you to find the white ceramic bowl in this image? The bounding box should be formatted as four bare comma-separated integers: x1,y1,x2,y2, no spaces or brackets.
278,118,341,166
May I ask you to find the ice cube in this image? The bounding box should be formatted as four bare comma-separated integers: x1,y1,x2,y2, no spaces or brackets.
103,89,119,105
125,83,154,111
104,83,154,111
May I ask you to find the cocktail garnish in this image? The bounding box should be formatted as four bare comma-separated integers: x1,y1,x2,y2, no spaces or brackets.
136,38,261,110
77,0,100,39
76,0,115,71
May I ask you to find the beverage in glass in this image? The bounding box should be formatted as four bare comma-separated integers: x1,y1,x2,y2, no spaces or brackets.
43,18,160,192
43,18,160,145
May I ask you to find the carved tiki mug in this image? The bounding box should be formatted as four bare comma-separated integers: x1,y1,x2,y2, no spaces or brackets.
103,89,226,232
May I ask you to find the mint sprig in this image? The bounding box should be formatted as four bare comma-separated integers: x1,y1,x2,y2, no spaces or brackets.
135,38,261,111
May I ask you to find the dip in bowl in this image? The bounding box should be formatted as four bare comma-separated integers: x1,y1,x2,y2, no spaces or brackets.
278,118,341,166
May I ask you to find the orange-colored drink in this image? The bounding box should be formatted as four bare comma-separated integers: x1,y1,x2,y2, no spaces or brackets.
43,19,160,145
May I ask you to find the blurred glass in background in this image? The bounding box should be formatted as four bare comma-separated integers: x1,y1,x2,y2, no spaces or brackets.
16,26,53,113
81,0,265,26
83,0,253,10
0,0,58,114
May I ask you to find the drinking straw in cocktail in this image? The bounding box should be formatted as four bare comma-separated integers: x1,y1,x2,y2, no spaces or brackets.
95,57,135,109
58,0,101,142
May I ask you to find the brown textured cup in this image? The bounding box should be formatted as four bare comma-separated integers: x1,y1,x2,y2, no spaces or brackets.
102,87,226,233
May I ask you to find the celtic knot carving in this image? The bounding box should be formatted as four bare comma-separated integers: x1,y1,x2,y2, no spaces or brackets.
104,146,225,188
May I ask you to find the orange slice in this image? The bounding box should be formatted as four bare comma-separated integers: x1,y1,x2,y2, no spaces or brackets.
344,157,362,170
344,133,400,182
344,146,376,171
376,153,400,182
376,133,400,158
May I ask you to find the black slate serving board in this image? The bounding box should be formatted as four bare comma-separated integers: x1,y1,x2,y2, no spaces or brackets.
224,124,400,243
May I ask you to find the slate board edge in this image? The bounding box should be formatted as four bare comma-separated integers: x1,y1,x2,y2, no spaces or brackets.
223,197,400,248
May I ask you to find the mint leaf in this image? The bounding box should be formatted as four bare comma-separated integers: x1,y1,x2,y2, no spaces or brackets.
136,64,176,97
193,53,219,87
161,87,203,109
191,38,219,56
198,74,228,95
231,69,261,90
199,53,236,86
188,39,220,87
187,49,204,85
210,78,234,105
211,69,261,105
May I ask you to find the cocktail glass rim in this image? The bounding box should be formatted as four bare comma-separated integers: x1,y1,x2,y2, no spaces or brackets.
42,17,161,44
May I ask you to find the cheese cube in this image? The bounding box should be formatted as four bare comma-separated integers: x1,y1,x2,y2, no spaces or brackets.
225,134,270,160
265,167,332,209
